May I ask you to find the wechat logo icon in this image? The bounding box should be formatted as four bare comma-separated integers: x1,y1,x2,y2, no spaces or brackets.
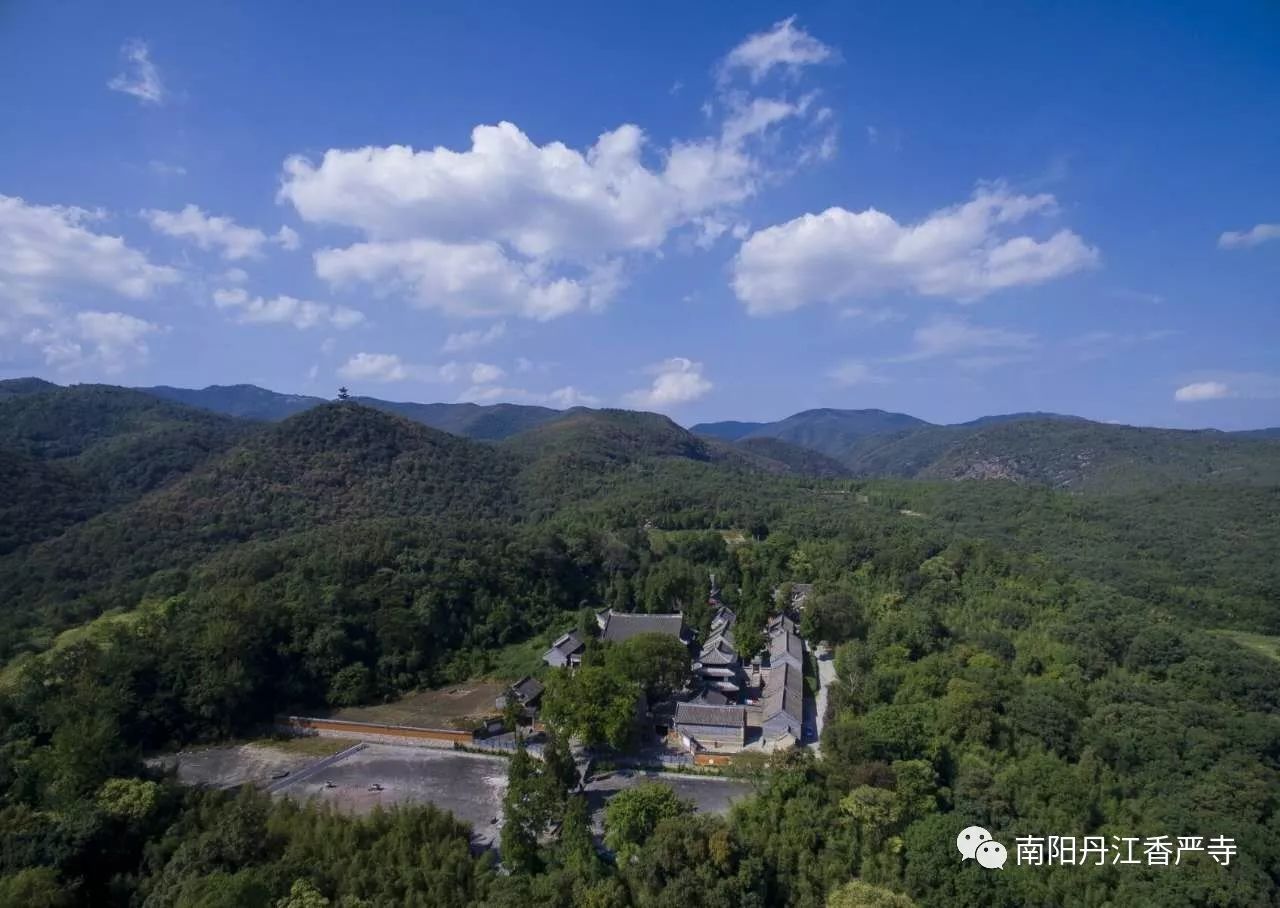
957,826,1008,869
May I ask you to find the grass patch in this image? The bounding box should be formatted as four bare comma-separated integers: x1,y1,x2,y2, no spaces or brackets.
475,634,556,682
330,682,506,728
1,606,153,689
1212,629,1280,664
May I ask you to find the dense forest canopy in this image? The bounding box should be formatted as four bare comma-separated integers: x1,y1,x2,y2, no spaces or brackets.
1,381,1277,906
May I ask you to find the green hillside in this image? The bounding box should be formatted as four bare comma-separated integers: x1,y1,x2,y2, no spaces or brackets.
0,384,249,466
138,380,566,439
141,383,325,420
0,385,254,550
693,407,929,457
0,401,519,655
0,376,59,399
861,479,1280,631
1,381,1278,907
734,436,854,478
361,398,565,440
843,418,1280,491
0,449,99,556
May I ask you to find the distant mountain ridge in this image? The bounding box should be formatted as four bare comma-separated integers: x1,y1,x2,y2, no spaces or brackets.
2,376,1278,659
138,383,564,440
842,418,1280,491
142,383,323,420
4,378,1276,493
693,407,929,457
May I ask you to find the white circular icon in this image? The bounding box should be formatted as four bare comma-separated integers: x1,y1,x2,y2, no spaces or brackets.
976,840,1008,870
956,825,992,861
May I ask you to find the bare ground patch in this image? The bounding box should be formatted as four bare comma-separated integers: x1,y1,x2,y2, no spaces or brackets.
328,682,506,729
149,741,354,790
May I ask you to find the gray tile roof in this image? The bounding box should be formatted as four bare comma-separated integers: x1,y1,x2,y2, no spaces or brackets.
697,638,738,666
675,702,747,728
548,631,585,655
711,605,737,631
767,614,799,637
600,610,689,644
542,631,586,666
694,688,730,706
761,661,803,726
770,629,804,665
703,628,735,651
511,676,544,703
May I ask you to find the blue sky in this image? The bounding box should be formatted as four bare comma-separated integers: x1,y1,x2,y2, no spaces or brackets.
1,2,1277,429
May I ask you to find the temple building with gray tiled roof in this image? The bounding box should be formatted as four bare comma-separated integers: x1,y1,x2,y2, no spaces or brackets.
673,701,747,753
760,660,803,743
541,630,586,669
596,610,692,646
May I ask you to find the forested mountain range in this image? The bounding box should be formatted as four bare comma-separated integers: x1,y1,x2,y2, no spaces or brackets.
692,407,930,451
10,377,1271,493
139,381,567,437
2,377,1279,905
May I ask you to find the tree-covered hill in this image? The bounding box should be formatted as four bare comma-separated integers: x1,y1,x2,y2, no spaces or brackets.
0,384,250,467
117,377,1280,493
843,418,1280,491
0,401,521,655
502,408,718,507
0,385,256,551
141,382,325,420
733,436,854,478
0,376,59,399
0,380,1278,905
138,380,567,439
694,407,929,457
0,449,100,556
687,418,765,441
359,398,565,440
859,479,1280,632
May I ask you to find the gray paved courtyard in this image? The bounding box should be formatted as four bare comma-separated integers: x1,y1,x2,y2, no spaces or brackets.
150,743,319,790
162,741,759,848
582,768,756,833
274,744,510,844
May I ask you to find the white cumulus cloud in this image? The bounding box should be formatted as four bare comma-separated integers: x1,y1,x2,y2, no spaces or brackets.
279,19,839,322
24,310,161,374
1173,373,1280,403
731,184,1099,314
108,39,166,105
1174,381,1230,402
338,352,412,383
1218,223,1280,249
213,287,363,330
275,225,301,251
315,238,622,321
282,122,754,260
469,362,505,384
0,195,179,373
624,357,713,409
828,360,888,386
144,205,299,260
442,321,506,353
894,316,1037,362
718,17,835,84
1,194,179,303
547,385,600,408
457,383,602,407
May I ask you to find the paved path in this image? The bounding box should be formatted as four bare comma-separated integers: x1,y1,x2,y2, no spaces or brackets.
810,644,837,755
266,743,366,793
